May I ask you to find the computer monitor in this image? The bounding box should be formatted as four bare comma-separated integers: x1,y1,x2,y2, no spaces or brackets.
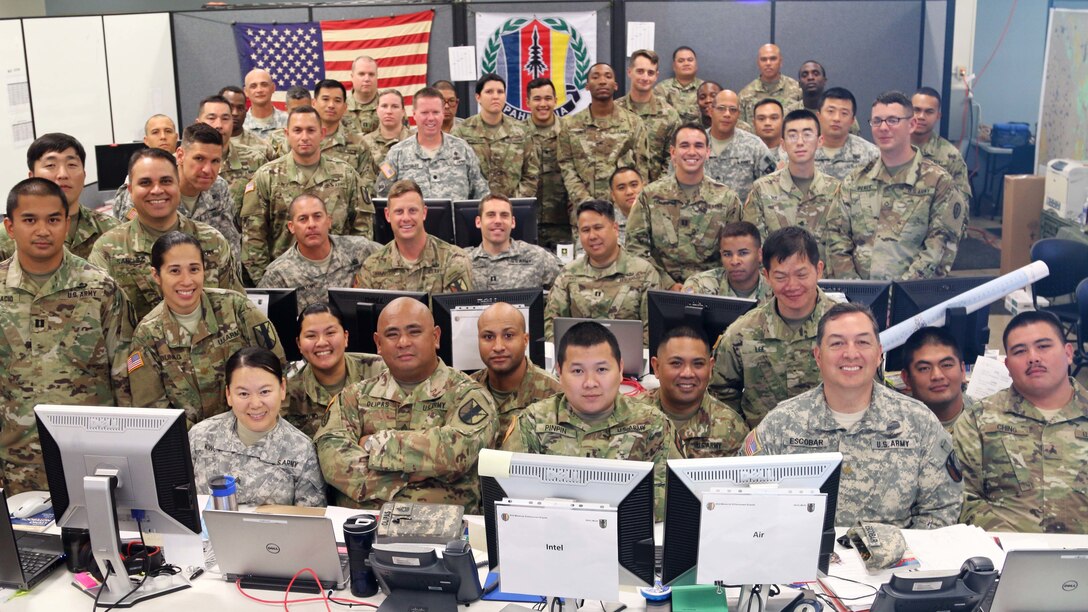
646,290,758,360
327,288,429,354
95,142,147,191
431,289,545,371
451,198,539,248
662,453,842,586
36,405,200,606
372,198,454,244
886,276,995,372
245,288,300,362
479,449,655,600
817,279,893,329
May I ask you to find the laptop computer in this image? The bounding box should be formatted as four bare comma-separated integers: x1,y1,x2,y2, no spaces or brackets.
553,317,644,378
0,490,65,590
983,548,1088,612
204,510,349,591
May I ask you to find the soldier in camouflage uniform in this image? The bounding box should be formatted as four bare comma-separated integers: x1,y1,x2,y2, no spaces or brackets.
313,79,374,178
655,46,704,124
710,227,832,427
696,81,722,130
354,179,472,293
814,87,879,180
241,106,374,285
263,86,318,157
616,50,681,182
468,195,562,291
360,90,414,190
706,90,777,202
142,114,179,152
738,44,803,124
243,68,288,139
525,78,572,248
544,200,662,342
798,62,862,136
193,94,274,227
607,166,643,247
752,98,791,153
900,327,975,434
953,311,1088,533
472,303,561,447
90,149,243,321
557,63,651,205
682,221,772,302
314,298,498,511
826,92,967,280
220,86,277,158
0,179,135,494
452,74,540,197
502,321,680,518
343,56,381,137
260,194,380,313
628,123,743,288
911,88,972,201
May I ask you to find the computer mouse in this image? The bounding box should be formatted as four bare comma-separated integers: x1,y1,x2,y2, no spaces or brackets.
8,490,51,519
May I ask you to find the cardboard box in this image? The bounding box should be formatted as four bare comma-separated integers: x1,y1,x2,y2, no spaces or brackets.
1000,175,1046,275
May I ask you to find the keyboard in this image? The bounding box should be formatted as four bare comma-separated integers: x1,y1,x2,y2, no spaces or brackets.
19,549,56,574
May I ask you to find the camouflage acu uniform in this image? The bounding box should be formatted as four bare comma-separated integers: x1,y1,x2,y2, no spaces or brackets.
471,363,561,448
655,77,705,124
709,290,835,428
343,94,379,137
543,251,663,342
0,204,118,261
313,360,498,512
375,134,489,200
814,135,880,180
501,393,681,518
743,168,842,265
285,353,387,437
737,75,803,124
826,149,967,280
188,412,325,507
615,94,681,181
354,235,472,293
468,240,562,291
744,383,963,528
240,154,374,285
0,251,134,494
953,379,1088,533
89,216,243,322
360,126,413,189
127,288,286,427
556,106,651,205
260,235,380,314
234,128,275,155
528,119,572,247
452,114,541,197
704,128,777,202
681,269,772,304
222,142,275,221
917,131,972,202
320,127,373,178
627,175,743,285
642,389,748,458
244,108,288,140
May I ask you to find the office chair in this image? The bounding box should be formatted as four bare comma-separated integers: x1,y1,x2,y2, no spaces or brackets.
1029,238,1088,339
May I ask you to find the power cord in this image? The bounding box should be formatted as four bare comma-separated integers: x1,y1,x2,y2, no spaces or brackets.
94,516,151,610
233,569,379,611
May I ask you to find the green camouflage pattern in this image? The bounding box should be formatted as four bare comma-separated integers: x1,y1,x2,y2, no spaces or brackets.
452,114,541,197
704,128,777,202
260,235,379,313
642,388,749,458
738,75,803,124
0,204,118,261
472,363,561,448
467,239,562,291
543,251,663,341
320,127,373,179
742,168,842,265
655,77,705,124
917,131,972,203
529,120,572,238
615,93,681,181
234,128,275,157
221,141,274,206
285,352,387,437
343,94,379,137
360,126,414,189
556,106,651,205
814,135,880,181
354,235,472,293
681,269,772,303
375,134,489,200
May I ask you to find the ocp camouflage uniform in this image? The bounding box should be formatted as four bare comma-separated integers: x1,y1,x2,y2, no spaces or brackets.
556,106,651,205
267,129,288,158
343,94,379,137
89,216,244,321
814,135,879,180
543,251,662,342
501,393,682,519
742,168,842,265
285,352,387,437
953,378,1088,534
222,141,275,199
681,269,772,303
452,114,541,197
917,131,972,203
942,394,977,434
0,250,135,494
641,389,749,458
354,235,472,293
360,126,413,189
234,128,275,156
704,128,777,202
737,75,803,124
260,235,381,314
826,149,967,280
472,363,561,448
314,360,498,512
243,108,288,140
627,175,743,285
0,204,118,261
655,77,705,124
528,119,572,248
744,383,963,528
127,288,286,427
709,290,835,428
468,240,562,291
375,134,490,200
240,154,374,285
320,127,373,179
615,94,681,181
188,412,325,507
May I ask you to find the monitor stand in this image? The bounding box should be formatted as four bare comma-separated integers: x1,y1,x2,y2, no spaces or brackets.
546,596,625,612
737,584,772,612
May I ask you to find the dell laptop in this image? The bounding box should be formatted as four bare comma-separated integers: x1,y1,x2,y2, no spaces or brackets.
985,548,1088,612
0,490,65,590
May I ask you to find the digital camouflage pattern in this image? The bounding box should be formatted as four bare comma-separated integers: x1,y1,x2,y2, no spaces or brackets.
615,93,681,182
627,175,743,285
127,288,285,427
343,94,379,137
285,352,387,437
709,291,835,428
738,75,803,124
360,126,414,189
917,131,972,203
320,127,373,178
243,108,288,140
814,134,880,180
655,77,705,124
744,383,963,528
743,168,842,265
0,204,118,261
704,128,777,202
528,119,572,247
374,134,489,200
452,114,541,197
313,360,498,512
543,251,662,341
354,235,472,293
188,412,325,506
941,394,977,435
260,235,381,314
953,379,1088,534
0,251,135,494
88,215,244,322
641,389,749,458
471,362,561,448
556,106,651,206
681,269,772,304
826,150,967,280
468,239,562,291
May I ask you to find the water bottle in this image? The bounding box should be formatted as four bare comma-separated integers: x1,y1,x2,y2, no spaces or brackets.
209,475,238,511
343,515,379,597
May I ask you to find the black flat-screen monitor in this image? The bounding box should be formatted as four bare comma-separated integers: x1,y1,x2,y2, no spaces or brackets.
245,288,300,361
817,279,893,329
95,142,147,191
451,198,539,248
372,198,454,244
431,289,545,371
327,288,429,354
887,276,994,371
647,290,758,359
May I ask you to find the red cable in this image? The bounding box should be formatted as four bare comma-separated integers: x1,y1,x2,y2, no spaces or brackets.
974,0,1019,88
285,569,332,612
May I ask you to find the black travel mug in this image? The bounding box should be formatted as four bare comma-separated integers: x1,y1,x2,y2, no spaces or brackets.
343,515,379,597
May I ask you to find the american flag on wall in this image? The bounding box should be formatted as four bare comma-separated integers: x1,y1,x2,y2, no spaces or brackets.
232,9,434,114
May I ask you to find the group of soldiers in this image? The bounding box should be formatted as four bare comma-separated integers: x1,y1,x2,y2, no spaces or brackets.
1,40,1084,536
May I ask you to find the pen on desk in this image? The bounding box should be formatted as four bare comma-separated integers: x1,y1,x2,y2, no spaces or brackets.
189,567,204,581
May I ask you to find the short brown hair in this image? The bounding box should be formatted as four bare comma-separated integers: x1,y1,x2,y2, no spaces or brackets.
629,49,659,67
387,178,424,202
478,193,512,217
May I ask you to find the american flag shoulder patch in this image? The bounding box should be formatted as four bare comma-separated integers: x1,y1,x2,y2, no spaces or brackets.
127,351,145,374
742,430,762,456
